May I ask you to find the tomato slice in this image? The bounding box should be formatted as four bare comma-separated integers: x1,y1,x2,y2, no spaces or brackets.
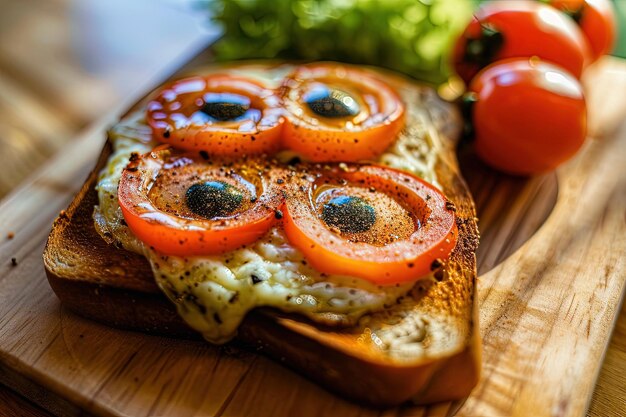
280,64,405,162
282,164,457,284
146,75,284,156
118,147,283,256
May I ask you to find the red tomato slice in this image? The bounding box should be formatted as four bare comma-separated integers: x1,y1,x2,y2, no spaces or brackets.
280,63,405,162
282,164,457,285
453,0,590,83
146,75,284,156
118,147,284,256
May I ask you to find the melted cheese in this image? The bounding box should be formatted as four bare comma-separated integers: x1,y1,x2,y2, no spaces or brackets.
95,64,441,344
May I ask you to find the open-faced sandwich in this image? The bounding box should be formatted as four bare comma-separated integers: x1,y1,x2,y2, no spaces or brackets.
44,62,480,406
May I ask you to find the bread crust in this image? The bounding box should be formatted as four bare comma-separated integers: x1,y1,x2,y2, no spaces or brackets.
43,64,480,407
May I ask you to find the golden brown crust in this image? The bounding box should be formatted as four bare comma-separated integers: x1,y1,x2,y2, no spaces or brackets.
43,65,479,406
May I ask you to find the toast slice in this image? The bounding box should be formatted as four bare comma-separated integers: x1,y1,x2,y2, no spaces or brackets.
43,64,480,407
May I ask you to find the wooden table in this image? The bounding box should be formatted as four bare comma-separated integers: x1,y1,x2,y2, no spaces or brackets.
0,1,624,416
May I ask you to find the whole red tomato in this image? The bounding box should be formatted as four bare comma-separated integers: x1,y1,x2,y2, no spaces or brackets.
549,0,617,61
453,0,590,83
469,58,587,175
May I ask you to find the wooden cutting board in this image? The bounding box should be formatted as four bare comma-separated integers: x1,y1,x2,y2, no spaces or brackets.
0,52,625,416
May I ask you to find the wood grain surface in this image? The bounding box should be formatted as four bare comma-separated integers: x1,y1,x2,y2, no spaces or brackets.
0,50,624,416
0,388,52,417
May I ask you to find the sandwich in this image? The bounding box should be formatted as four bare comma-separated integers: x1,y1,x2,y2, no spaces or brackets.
44,61,480,406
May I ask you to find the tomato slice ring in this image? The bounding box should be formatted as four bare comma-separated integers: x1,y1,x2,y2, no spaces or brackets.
282,164,457,284
146,75,284,156
280,64,405,162
118,147,283,256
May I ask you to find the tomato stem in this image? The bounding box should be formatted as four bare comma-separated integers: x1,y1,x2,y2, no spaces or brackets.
561,5,585,24
461,92,478,140
463,24,504,68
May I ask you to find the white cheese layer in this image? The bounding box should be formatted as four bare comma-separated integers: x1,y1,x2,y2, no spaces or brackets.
94,64,441,344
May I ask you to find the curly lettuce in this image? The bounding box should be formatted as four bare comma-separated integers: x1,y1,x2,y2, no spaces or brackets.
202,0,474,85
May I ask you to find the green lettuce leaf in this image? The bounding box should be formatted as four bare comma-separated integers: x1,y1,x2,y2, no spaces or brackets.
204,0,474,85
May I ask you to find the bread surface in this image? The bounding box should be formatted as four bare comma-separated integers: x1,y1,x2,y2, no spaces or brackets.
43,63,480,406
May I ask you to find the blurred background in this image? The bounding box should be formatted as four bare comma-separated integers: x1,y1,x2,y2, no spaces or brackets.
0,0,624,414
0,0,214,197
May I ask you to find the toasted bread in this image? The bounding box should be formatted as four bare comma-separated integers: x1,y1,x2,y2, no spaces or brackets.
43,63,480,407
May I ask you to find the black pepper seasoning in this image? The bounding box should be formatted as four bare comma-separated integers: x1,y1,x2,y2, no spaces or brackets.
430,258,443,271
